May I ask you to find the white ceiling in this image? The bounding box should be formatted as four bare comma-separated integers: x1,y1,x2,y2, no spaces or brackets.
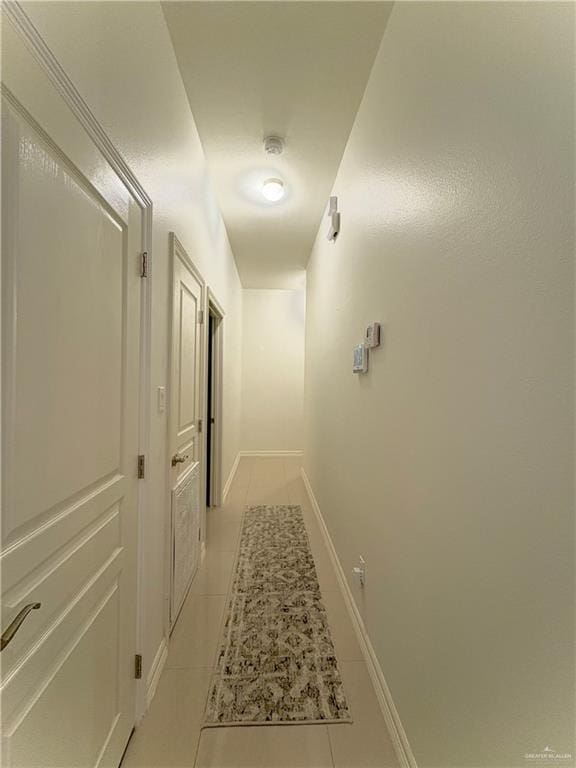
163,2,393,288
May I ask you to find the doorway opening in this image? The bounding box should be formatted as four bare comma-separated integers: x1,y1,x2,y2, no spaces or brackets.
206,292,224,508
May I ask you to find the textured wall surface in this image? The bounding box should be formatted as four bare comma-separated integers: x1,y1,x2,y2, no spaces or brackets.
304,3,575,766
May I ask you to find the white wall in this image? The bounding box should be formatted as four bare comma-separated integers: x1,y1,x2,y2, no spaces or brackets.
241,289,305,452
20,0,243,694
304,4,574,767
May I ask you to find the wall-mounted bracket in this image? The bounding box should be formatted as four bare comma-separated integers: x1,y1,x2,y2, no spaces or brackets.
327,196,340,241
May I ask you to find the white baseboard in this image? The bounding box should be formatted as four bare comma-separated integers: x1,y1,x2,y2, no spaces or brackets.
222,452,241,502
300,469,418,768
239,450,304,457
146,637,168,709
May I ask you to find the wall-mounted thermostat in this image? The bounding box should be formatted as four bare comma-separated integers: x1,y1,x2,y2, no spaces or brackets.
353,344,368,374
365,322,381,349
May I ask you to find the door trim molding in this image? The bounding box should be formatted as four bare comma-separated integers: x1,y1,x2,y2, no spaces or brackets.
145,638,168,709
3,1,154,725
170,232,206,291
206,289,225,508
2,2,152,211
300,468,418,768
207,289,225,321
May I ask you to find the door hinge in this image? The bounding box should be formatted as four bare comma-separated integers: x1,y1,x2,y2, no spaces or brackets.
140,251,148,278
134,654,143,679
198,418,203,434
138,454,145,479
198,309,204,325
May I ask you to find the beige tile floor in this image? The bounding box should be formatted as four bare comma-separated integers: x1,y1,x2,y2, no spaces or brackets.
122,457,398,768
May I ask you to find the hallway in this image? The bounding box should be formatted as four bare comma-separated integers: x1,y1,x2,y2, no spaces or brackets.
122,457,398,768
1,2,574,766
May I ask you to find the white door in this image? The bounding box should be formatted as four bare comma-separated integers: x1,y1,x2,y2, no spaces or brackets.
169,235,205,626
1,15,141,768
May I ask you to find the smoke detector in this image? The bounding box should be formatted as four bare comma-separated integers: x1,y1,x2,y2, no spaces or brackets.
264,136,284,155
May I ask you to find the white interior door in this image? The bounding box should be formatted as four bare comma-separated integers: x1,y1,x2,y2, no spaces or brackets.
1,16,142,768
169,235,205,626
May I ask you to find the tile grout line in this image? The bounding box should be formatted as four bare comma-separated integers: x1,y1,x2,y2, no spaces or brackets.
326,723,337,768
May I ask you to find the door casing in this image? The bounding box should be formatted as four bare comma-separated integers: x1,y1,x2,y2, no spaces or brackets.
206,289,225,509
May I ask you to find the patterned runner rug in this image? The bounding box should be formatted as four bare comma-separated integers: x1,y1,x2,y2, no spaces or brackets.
203,504,352,726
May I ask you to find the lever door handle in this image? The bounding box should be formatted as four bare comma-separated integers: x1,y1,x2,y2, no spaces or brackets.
171,453,189,467
1,602,41,651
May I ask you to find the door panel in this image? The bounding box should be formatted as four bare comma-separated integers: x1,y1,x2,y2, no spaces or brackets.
170,236,204,480
169,235,204,627
171,464,200,624
178,284,199,436
1,15,141,768
9,580,121,768
5,117,123,536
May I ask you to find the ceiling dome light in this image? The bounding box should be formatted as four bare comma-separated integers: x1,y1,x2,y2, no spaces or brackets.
262,178,285,202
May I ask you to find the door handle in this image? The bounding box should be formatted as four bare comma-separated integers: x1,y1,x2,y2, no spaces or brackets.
1,602,41,652
171,453,189,467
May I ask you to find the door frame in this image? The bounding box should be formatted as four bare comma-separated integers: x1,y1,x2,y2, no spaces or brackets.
3,2,154,726
206,289,225,509
165,233,207,635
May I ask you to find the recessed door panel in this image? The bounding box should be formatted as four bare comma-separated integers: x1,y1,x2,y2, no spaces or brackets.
5,117,124,539
8,583,120,768
178,285,198,435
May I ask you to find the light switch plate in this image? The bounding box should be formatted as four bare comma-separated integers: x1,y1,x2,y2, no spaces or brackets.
157,386,166,413
353,344,368,373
